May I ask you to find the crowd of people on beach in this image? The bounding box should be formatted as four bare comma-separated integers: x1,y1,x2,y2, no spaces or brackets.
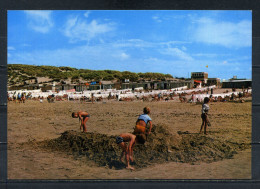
7,91,27,103
7,85,252,104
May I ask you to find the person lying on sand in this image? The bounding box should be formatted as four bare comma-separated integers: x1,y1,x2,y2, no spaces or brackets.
116,133,146,170
133,107,152,135
72,111,90,133
199,97,211,135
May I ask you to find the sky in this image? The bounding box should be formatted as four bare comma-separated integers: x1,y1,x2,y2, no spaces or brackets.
8,10,252,80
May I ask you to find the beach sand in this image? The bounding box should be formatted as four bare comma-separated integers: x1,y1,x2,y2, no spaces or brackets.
7,94,251,179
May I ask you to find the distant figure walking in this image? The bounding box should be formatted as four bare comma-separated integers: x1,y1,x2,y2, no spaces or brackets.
199,97,211,135
20,92,26,103
192,94,195,103
72,111,90,132
133,107,152,135
17,93,21,102
91,93,94,104
116,133,146,170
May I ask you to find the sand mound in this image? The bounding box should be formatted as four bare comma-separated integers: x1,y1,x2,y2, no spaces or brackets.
37,125,250,169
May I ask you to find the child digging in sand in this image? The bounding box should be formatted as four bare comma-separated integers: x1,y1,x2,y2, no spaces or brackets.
200,97,211,135
72,111,90,133
116,133,146,170
134,107,153,135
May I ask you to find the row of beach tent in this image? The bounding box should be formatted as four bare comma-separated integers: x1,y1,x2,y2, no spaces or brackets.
8,85,251,101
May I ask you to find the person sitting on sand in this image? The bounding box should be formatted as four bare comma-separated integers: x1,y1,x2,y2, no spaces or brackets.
199,97,211,135
72,111,90,133
116,133,146,170
133,107,152,135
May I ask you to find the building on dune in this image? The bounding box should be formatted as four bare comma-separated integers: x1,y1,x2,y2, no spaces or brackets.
207,78,221,87
222,76,252,89
191,72,208,84
120,79,193,90
9,71,248,92
191,72,221,88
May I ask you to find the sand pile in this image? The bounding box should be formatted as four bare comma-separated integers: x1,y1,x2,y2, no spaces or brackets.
38,125,250,169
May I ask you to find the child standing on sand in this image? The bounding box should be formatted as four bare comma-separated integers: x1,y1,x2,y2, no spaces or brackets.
133,107,152,135
72,111,90,133
199,97,211,135
116,133,146,170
